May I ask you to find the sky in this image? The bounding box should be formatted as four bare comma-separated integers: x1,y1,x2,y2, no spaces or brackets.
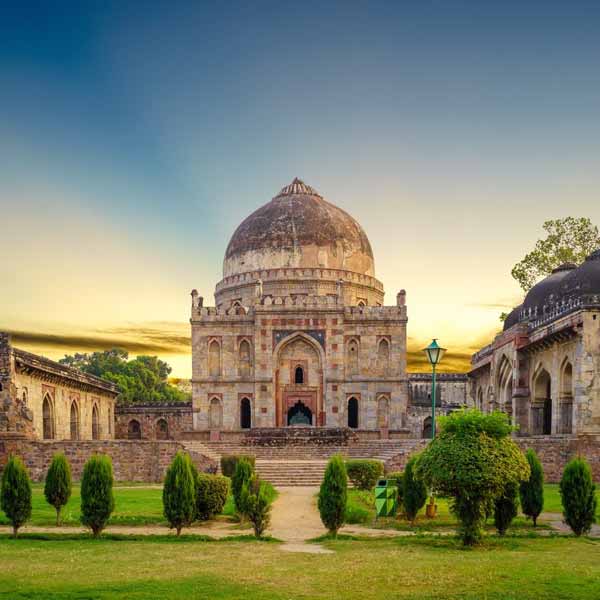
1,1,599,377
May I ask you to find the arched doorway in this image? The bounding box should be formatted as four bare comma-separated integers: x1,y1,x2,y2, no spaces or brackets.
128,419,141,439
70,401,80,440
92,404,100,440
156,418,169,440
533,368,552,435
422,416,432,438
347,397,359,429
43,394,54,439
288,401,312,426
560,360,573,434
209,397,223,429
240,397,252,429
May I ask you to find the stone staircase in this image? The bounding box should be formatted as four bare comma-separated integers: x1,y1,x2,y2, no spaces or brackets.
181,433,424,486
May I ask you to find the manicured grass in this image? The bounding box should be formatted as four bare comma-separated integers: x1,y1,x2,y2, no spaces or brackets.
345,484,592,531
1,535,599,599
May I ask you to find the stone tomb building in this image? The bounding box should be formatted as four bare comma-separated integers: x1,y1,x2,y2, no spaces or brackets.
0,333,118,441
469,252,600,436
191,178,412,435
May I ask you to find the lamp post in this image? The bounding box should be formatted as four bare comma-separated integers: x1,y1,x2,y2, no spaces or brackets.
422,339,446,440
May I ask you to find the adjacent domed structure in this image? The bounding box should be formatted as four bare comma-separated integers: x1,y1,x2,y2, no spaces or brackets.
223,178,375,277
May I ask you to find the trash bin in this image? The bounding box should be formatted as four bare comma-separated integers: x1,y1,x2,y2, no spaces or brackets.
375,478,398,518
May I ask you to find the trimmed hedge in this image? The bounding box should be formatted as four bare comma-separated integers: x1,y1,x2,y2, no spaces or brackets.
221,454,256,478
195,473,230,521
346,459,384,491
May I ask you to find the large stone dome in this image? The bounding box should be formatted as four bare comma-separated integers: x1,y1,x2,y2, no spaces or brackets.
223,178,375,278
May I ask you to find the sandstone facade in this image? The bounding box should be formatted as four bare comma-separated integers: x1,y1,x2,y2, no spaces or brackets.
0,333,118,441
470,255,600,437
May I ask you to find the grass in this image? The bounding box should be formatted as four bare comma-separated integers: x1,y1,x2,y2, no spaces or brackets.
1,535,599,599
344,483,594,532
0,479,279,528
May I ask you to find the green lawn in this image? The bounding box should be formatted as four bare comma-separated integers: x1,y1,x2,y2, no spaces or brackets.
0,480,277,527
1,535,599,599
345,484,597,531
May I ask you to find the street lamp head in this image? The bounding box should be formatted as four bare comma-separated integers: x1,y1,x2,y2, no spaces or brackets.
423,338,446,366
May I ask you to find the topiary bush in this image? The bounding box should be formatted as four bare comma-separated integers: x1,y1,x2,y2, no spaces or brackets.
345,459,384,490
520,448,544,526
231,457,254,517
221,454,256,478
163,451,196,536
241,475,273,538
559,457,597,536
318,454,347,537
416,409,530,545
402,457,427,524
0,455,32,538
494,481,519,536
195,473,230,521
80,454,115,538
44,453,72,526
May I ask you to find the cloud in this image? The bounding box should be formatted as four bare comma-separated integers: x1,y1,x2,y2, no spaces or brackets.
4,324,191,356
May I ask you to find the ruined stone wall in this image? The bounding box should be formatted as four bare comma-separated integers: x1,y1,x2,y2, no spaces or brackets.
115,403,193,440
0,438,215,482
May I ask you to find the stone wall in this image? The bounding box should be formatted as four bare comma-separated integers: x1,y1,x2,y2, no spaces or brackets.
0,438,216,482
115,403,193,440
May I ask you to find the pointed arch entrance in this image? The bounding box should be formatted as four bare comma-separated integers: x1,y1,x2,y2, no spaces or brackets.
273,332,324,427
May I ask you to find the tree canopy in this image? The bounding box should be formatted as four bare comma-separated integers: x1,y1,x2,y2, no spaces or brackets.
511,217,600,291
59,349,189,405
416,409,530,545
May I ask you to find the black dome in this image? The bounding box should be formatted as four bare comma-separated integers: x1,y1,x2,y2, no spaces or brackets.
522,263,577,314
559,250,600,298
503,304,523,331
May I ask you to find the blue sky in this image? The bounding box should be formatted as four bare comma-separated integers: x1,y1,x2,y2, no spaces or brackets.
1,1,599,376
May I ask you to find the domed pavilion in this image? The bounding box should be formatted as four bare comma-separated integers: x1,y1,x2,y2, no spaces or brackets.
470,250,600,436
190,178,411,433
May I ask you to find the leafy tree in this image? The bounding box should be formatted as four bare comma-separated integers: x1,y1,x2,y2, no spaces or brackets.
163,452,196,535
494,481,519,536
241,475,273,538
416,409,530,545
59,349,190,404
318,455,347,537
559,457,597,537
44,453,72,525
0,456,32,538
80,454,115,538
402,457,427,524
520,449,544,526
231,458,254,517
511,217,600,291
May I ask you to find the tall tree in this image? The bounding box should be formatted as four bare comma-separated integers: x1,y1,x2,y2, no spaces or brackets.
511,217,600,291
59,349,189,404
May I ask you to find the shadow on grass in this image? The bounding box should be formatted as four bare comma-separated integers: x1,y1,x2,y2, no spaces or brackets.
0,532,281,543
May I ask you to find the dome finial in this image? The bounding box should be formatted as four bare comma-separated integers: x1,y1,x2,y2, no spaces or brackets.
275,178,322,199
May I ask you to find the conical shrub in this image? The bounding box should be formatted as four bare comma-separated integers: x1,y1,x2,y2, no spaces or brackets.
559,457,597,536
494,481,519,535
519,449,544,526
403,456,427,524
44,453,72,526
80,454,115,538
163,451,196,535
231,457,254,517
318,454,347,537
0,455,32,538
